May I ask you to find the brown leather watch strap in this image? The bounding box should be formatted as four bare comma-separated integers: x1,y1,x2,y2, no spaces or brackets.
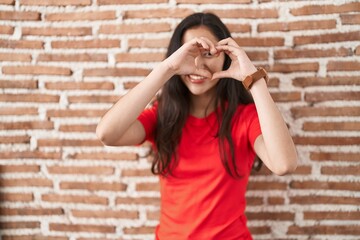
242,67,269,90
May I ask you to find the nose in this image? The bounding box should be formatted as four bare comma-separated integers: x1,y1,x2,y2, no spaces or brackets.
194,55,206,69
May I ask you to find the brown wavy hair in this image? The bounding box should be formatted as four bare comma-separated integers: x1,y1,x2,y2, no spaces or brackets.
151,13,257,178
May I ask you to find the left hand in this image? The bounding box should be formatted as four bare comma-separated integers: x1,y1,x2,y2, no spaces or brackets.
212,38,257,81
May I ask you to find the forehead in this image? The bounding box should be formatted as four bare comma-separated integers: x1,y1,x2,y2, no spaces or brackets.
182,26,219,44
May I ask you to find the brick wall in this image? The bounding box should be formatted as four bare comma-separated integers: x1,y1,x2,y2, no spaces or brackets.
0,0,359,239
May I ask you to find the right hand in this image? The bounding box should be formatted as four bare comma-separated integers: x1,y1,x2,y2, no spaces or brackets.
164,37,218,78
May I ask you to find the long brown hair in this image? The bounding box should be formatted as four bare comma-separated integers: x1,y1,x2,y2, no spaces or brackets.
152,13,255,178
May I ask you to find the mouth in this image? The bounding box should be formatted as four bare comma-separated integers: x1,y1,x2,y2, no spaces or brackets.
188,74,207,84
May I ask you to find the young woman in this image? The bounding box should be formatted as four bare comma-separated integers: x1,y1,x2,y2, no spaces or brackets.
96,13,297,240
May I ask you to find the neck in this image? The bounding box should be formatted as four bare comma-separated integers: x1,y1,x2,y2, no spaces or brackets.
189,94,216,118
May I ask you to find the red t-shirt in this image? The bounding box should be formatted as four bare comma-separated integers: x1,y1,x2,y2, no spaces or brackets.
138,103,262,240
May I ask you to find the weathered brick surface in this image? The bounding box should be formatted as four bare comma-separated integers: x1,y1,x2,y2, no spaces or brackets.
0,0,359,239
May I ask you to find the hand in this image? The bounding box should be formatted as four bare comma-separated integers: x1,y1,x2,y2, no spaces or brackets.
164,37,218,78
212,38,257,81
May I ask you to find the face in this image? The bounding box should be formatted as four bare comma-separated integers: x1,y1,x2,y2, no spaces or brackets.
180,26,225,98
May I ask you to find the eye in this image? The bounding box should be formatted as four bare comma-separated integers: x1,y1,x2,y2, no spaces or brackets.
201,50,213,58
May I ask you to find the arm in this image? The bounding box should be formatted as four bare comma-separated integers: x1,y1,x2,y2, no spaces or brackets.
96,37,217,146
214,38,298,175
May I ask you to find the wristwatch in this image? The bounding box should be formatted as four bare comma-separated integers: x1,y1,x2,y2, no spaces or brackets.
242,67,269,90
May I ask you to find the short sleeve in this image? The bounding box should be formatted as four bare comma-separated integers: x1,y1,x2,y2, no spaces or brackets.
246,104,262,149
137,104,158,143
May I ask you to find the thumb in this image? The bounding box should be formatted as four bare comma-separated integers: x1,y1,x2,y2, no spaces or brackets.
212,70,230,80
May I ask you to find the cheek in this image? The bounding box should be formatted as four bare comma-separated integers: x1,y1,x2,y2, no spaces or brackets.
207,54,225,73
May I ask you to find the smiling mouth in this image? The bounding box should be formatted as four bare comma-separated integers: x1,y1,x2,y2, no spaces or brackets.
188,74,207,83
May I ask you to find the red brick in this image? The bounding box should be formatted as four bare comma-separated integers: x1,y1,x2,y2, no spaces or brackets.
290,180,360,191
247,181,287,190
293,136,360,146
305,91,360,102
291,106,360,118
2,235,68,240
47,109,106,118
270,62,319,73
47,166,114,175
258,19,336,32
51,39,120,49
341,13,360,25
246,211,294,221
303,121,360,131
123,226,155,234
38,53,107,62
287,225,360,235
122,169,152,177
235,37,284,47
0,107,38,115
0,207,63,216
0,165,40,173
0,0,14,4
46,11,116,21
0,39,43,49
290,195,360,205
116,196,160,206
0,93,59,102
0,193,33,202
147,210,160,221
247,51,269,61
0,25,13,34
0,121,53,130
99,23,171,34
249,226,271,234
0,10,40,20
45,81,113,90
0,221,40,229
20,0,91,6
0,135,30,144
327,61,360,71
292,76,360,87
22,27,92,36
356,46,360,55
0,151,61,159
268,197,285,205
60,181,127,191
37,139,102,147
270,92,301,102
42,194,108,205
321,166,360,176
290,2,360,16
136,182,160,191
0,178,53,187
49,223,115,233
69,152,139,161
294,31,360,45
227,24,251,33
2,66,71,75
310,152,359,162
210,8,278,19
59,124,96,132
246,197,263,206
116,52,165,63
178,0,250,2
98,0,167,4
68,95,120,104
275,47,352,59
128,38,170,48
83,67,150,77
0,79,37,88
71,209,138,219
305,211,360,220
124,8,194,19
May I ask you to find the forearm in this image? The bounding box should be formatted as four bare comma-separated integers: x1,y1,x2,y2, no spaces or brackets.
250,79,298,173
96,62,174,145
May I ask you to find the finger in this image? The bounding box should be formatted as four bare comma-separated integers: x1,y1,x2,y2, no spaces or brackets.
217,37,239,47
191,37,210,50
212,70,230,80
199,37,217,55
215,45,239,60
